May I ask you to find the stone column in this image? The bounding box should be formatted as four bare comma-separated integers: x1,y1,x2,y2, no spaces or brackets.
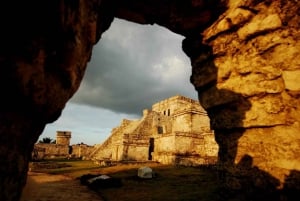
183,0,300,199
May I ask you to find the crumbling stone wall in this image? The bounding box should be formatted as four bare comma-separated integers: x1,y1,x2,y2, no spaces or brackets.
123,134,150,161
153,131,218,166
153,95,209,133
71,144,94,159
34,143,69,159
32,131,72,159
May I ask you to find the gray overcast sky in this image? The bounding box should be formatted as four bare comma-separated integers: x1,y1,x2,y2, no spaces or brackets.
40,18,198,145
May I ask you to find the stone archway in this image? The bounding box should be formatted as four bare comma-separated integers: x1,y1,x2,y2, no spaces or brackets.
0,0,299,200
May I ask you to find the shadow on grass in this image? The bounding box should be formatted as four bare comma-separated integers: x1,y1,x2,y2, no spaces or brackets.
80,164,220,201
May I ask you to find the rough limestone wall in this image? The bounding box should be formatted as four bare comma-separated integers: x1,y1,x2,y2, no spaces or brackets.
202,133,219,157
152,111,172,134
0,1,115,200
34,144,69,158
153,134,176,164
124,138,149,161
182,0,300,197
191,113,211,132
154,132,217,166
174,133,204,155
172,113,193,132
71,145,94,158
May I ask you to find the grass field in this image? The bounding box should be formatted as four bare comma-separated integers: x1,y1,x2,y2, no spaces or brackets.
29,159,100,178
29,160,221,201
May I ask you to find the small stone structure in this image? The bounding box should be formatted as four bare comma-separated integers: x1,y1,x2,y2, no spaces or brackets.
33,131,93,160
56,131,71,145
90,95,219,166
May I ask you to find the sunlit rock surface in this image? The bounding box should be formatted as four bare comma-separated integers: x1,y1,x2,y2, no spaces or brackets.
184,0,300,198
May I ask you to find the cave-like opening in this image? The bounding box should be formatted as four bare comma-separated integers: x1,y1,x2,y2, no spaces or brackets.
39,18,198,146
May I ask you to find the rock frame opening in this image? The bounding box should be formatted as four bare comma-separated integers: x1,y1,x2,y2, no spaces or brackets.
0,0,299,201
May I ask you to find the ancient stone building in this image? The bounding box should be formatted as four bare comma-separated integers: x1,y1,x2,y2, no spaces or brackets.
56,131,71,145
90,95,218,166
33,131,93,160
33,131,72,159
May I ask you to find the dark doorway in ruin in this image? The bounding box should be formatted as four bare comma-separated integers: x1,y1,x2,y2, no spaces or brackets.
157,126,164,134
68,146,73,155
148,138,154,160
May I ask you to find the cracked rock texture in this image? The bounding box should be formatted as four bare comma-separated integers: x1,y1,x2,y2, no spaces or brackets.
185,0,300,198
0,0,299,200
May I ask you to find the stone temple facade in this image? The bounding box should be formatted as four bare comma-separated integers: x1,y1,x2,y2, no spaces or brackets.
90,95,219,166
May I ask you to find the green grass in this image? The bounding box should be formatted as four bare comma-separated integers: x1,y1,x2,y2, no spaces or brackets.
30,160,220,201
97,165,220,201
29,159,100,178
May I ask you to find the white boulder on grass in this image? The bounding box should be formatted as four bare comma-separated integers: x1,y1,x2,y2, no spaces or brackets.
137,166,153,179
87,175,110,184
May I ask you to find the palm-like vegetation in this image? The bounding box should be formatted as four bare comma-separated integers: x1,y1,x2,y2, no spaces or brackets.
38,137,56,144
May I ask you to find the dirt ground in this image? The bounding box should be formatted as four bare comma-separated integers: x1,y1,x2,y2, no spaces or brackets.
21,172,104,201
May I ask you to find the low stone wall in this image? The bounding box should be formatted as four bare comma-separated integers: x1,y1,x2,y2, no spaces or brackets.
152,152,217,166
153,132,218,165
123,134,150,161
34,143,69,158
125,144,149,161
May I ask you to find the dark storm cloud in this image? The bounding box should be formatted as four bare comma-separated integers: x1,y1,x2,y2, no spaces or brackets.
70,19,198,115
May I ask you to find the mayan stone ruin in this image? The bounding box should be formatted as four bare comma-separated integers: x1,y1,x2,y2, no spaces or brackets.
0,1,300,201
90,95,218,166
33,131,93,160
